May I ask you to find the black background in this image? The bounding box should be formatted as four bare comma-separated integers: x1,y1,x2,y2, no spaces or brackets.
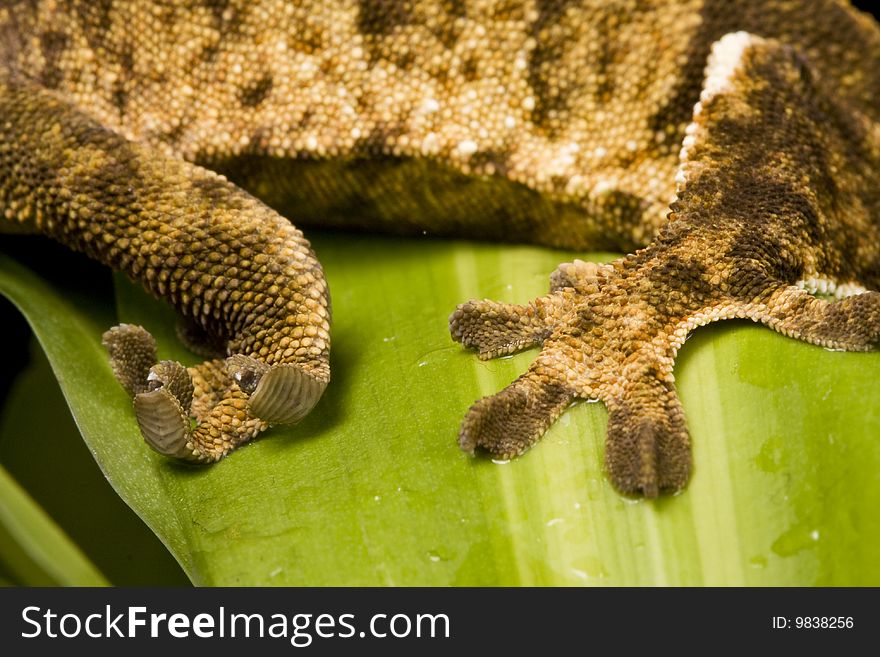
0,587,875,652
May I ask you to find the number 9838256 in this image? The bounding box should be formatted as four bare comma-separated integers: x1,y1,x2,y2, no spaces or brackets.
795,617,854,629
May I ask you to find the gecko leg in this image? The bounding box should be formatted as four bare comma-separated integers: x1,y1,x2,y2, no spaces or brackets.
1,76,331,461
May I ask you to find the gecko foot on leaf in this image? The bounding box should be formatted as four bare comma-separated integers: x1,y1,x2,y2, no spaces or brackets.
102,324,326,462
450,258,698,497
450,259,880,496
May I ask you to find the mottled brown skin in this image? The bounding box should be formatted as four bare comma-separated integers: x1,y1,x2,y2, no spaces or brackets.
0,67,331,462
1,1,879,495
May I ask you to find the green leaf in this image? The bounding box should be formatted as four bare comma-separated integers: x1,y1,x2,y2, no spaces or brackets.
0,233,878,585
0,462,108,586
0,332,192,586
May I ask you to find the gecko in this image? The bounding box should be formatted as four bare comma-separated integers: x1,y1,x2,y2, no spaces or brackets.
0,1,878,498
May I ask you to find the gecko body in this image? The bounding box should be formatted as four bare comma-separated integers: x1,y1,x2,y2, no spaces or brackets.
1,0,879,495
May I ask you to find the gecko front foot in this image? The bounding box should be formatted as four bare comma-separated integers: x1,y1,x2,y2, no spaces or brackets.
450,259,694,496
450,255,880,496
103,324,326,462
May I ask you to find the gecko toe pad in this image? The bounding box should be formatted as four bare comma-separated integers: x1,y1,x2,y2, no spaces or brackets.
132,360,197,460
134,387,196,460
243,360,328,424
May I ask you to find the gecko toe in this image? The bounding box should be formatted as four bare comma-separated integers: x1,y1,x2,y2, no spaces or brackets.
102,324,157,397
134,387,199,461
131,360,200,460
755,287,880,351
604,380,691,497
459,368,574,459
549,260,614,293
226,353,326,423
449,298,556,359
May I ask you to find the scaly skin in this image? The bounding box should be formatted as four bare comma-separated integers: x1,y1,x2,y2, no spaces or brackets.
0,73,330,462
0,1,878,494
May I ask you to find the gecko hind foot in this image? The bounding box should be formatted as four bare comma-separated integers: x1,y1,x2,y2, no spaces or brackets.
103,324,325,461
